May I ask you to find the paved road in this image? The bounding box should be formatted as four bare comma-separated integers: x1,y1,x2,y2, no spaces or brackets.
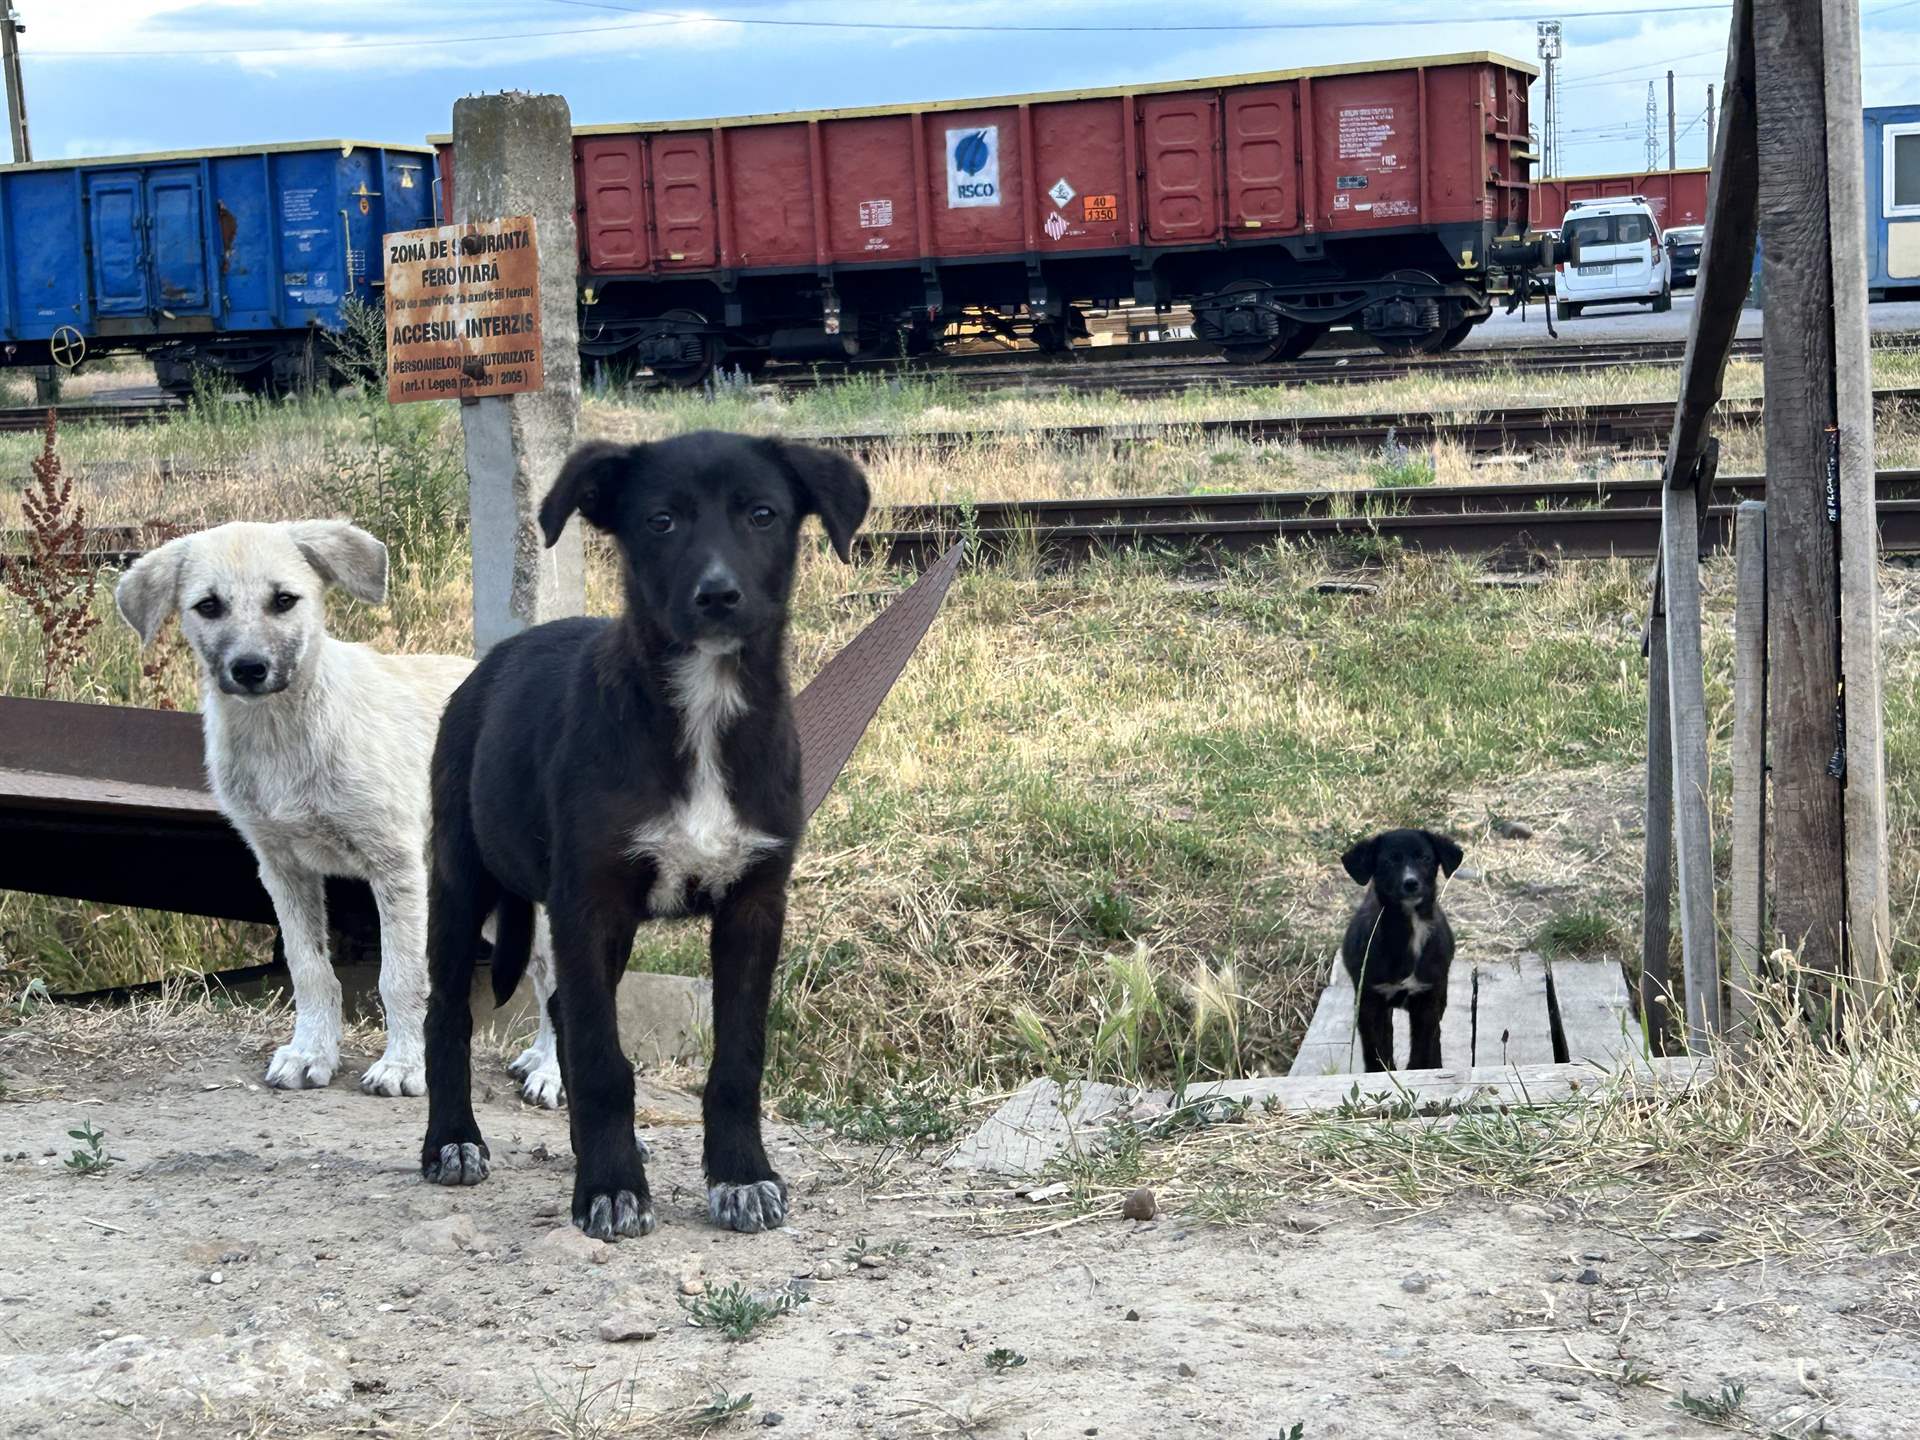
1461,290,1920,350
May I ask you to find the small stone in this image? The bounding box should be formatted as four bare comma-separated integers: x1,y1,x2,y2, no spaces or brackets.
532,1226,610,1264
1176,1362,1197,1378
679,1277,706,1296
598,1315,659,1343
1125,1309,1140,1322
813,1261,840,1281
534,1198,563,1219
1575,1268,1602,1286
760,1415,784,1429
402,1214,483,1256
398,1282,423,1299
1122,1188,1158,1222
1400,1274,1429,1294
206,1271,224,1286
1581,1250,1609,1262
857,1253,885,1270
1494,819,1535,840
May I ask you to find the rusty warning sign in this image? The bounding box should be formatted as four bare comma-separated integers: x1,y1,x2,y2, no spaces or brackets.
384,215,543,404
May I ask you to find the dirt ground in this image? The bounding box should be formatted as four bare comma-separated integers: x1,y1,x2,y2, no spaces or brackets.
1,1008,1915,1440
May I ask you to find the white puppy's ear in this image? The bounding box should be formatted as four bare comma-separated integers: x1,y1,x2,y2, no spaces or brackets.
114,535,190,646
288,521,388,604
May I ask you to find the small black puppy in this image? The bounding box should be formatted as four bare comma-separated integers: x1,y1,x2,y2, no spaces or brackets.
1339,829,1464,1072
420,430,868,1241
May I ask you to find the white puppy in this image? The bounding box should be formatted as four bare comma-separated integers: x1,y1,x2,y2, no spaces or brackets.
115,520,562,1105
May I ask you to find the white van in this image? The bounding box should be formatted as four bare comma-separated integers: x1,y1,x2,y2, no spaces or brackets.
1554,197,1672,318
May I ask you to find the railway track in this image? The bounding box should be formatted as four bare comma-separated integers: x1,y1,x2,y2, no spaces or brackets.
758,330,1920,400
0,397,184,432
811,385,1920,460
18,470,1920,577
860,468,1920,568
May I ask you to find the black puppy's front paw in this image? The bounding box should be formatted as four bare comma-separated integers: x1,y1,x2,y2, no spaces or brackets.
422,1138,490,1186
707,1176,789,1233
571,1143,654,1240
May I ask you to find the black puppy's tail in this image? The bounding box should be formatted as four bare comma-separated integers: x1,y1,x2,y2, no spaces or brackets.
489,895,535,1008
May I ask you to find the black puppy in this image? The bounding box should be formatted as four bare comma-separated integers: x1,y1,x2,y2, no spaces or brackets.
1339,829,1464,1072
420,430,869,1240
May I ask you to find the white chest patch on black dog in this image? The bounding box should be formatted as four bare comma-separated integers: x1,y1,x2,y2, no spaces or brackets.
626,649,783,916
1408,916,1432,960
1371,975,1433,999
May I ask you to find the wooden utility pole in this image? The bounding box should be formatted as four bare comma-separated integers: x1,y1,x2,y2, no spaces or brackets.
1706,85,1715,168
1667,70,1677,170
1753,0,1881,1002
1,7,29,164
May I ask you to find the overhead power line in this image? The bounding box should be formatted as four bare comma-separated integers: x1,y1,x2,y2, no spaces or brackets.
32,3,1738,57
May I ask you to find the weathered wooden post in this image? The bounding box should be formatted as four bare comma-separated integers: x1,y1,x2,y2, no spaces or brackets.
1754,0,1888,1009
1729,500,1768,1043
450,93,584,655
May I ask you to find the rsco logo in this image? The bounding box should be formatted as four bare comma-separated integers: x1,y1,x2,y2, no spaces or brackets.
946,124,1001,208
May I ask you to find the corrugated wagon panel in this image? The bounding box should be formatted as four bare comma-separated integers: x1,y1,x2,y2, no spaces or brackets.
1309,70,1423,232
1141,94,1221,243
925,106,1024,256
824,115,917,264
725,123,816,267
1030,100,1131,252
576,136,649,272
1225,85,1301,236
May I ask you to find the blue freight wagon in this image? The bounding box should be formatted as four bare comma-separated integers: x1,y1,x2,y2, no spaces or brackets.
1867,104,1920,298
0,140,435,394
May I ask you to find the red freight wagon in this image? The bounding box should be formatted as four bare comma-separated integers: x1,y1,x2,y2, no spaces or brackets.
435,52,1543,380
1531,168,1710,231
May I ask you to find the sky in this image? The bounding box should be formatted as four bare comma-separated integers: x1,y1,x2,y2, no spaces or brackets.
11,1,1920,177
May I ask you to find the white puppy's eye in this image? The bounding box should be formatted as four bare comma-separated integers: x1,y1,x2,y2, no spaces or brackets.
192,596,224,619
648,511,674,534
272,592,299,613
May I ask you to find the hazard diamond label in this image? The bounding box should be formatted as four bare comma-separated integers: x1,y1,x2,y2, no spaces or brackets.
1048,177,1075,208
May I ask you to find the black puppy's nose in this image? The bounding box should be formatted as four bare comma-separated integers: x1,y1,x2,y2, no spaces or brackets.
694,574,742,612
229,656,269,687
1400,874,1423,896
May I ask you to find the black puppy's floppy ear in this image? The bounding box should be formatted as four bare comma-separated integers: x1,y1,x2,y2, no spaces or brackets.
761,439,870,563
540,441,636,546
1425,831,1465,877
1341,836,1379,886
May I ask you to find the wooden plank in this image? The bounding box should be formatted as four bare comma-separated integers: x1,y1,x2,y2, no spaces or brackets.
1824,0,1892,992
1439,960,1475,1069
1547,957,1639,1067
949,1060,1720,1174
1660,0,1760,494
1664,483,1722,1044
1469,954,1558,1069
1287,966,1358,1078
1641,609,1678,1052
1730,501,1768,1040
1757,0,1848,993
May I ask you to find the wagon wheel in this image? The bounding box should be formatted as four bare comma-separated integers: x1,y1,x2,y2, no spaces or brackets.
649,308,718,389
1268,323,1331,361
50,326,87,372
1212,280,1307,364
1369,317,1474,358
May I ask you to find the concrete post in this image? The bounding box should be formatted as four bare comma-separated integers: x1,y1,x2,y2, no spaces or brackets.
451,92,584,656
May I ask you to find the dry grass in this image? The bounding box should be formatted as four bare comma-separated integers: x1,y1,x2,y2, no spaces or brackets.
938,961,1920,1276
3,367,1919,1107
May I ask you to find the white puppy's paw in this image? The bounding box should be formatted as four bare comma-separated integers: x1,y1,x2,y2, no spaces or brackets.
505,1044,541,1080
265,1044,336,1090
359,1054,427,1098
518,1058,565,1109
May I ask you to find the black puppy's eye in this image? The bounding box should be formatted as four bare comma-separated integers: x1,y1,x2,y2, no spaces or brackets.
271,592,299,613
648,511,674,534
192,596,223,619
749,505,776,529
